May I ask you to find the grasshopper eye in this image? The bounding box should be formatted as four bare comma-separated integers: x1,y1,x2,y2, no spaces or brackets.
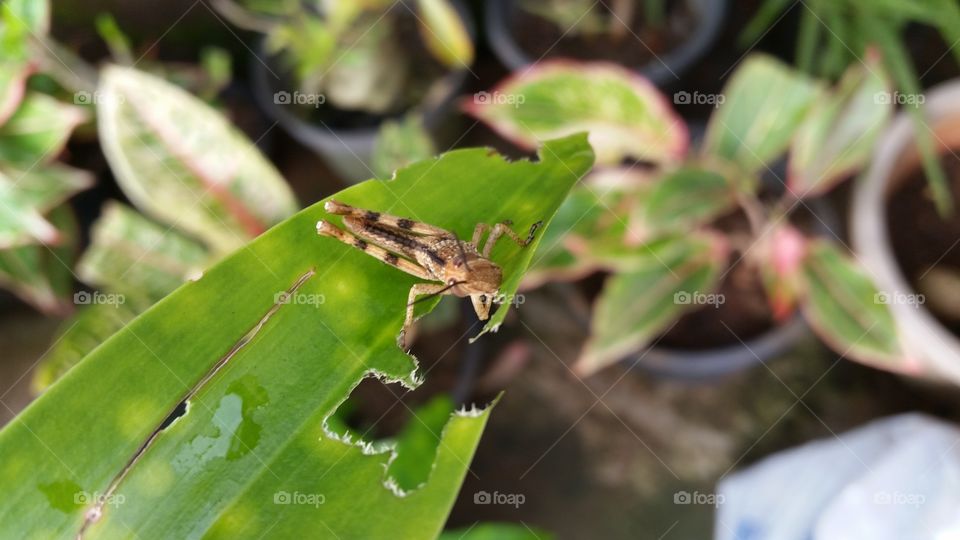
447,278,457,286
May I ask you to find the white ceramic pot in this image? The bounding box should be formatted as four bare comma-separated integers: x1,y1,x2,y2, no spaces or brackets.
852,80,960,384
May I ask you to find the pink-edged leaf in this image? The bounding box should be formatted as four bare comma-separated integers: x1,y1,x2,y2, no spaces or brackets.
0,205,77,315
788,53,892,198
0,164,92,248
463,61,688,165
96,65,298,253
799,241,908,369
704,54,822,174
576,232,729,375
0,92,88,166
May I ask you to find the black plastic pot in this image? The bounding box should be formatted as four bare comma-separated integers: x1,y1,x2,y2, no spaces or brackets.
251,1,474,183
629,191,840,382
485,0,726,87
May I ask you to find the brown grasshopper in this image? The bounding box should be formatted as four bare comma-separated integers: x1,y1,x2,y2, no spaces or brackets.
317,200,541,348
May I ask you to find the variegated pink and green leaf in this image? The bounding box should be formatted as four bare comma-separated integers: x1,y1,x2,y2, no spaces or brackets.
464,61,688,166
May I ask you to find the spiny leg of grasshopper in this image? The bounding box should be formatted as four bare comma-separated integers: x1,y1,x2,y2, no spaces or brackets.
472,220,542,258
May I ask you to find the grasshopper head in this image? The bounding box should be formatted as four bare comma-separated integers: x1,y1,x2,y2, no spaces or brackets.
444,257,502,321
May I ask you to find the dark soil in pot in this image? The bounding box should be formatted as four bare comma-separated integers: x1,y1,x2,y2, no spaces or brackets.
886,152,960,337
513,2,698,66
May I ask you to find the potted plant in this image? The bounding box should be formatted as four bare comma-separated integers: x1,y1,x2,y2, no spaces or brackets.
212,0,475,182
485,0,726,87
466,54,913,380
852,79,960,385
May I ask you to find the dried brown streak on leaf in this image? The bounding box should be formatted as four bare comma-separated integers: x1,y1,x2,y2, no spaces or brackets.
76,268,316,538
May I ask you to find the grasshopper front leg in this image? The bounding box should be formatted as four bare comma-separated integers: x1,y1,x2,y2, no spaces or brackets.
401,282,453,349
475,220,543,258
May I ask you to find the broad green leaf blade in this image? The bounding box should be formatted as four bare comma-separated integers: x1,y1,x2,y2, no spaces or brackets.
0,164,92,248
0,92,87,166
0,2,32,125
577,233,727,375
96,65,298,253
77,202,210,300
788,55,892,198
386,395,456,492
464,61,688,165
441,522,554,540
0,134,593,538
31,297,150,394
632,166,745,236
415,0,475,69
703,54,821,174
799,241,905,366
0,204,77,314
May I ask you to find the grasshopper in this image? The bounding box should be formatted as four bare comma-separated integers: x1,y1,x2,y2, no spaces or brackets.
317,200,541,348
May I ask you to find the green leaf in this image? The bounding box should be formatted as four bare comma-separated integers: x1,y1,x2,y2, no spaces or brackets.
577,233,727,374
704,54,821,174
372,115,437,179
525,168,648,287
77,202,210,300
386,395,456,492
799,241,905,366
4,0,50,35
0,134,593,537
464,61,688,165
788,55,892,197
0,92,87,166
0,164,92,248
632,166,745,236
96,65,298,254
441,522,554,540
31,296,151,394
415,0,475,69
0,204,77,314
